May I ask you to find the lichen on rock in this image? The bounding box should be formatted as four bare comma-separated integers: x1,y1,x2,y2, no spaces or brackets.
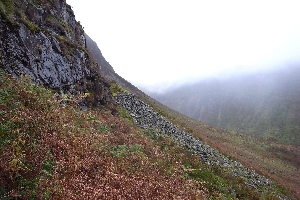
0,0,112,106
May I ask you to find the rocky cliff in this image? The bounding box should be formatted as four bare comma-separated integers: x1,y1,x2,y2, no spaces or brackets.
0,0,111,106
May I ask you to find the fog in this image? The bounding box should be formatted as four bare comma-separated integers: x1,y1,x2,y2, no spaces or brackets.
66,0,300,92
152,66,300,145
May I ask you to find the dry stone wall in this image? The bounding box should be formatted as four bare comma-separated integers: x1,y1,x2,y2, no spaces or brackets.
115,92,289,199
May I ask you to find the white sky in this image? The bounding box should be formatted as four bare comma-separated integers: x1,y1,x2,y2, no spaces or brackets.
67,0,300,91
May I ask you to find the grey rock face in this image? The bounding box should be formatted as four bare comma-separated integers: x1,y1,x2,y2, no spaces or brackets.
115,93,289,199
0,0,89,89
0,0,113,106
0,23,90,88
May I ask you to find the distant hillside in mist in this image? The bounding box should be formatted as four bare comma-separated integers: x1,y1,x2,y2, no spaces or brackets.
152,66,300,145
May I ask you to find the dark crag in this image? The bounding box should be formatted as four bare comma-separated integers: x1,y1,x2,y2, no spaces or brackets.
0,0,112,106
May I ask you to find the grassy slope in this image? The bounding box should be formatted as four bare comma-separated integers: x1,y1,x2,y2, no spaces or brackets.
0,72,206,199
138,93,300,199
1,71,293,199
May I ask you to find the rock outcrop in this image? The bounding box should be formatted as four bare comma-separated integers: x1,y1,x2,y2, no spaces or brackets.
0,0,111,106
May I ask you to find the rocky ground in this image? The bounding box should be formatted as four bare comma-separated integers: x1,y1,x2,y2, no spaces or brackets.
115,92,290,200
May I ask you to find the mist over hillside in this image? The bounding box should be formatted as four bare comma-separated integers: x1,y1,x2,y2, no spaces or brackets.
151,66,300,145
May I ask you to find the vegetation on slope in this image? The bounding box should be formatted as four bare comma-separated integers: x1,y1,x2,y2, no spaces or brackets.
141,96,300,199
0,71,206,199
1,71,294,199
83,33,299,199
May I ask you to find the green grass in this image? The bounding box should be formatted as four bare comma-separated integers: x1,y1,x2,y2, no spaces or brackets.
0,0,20,27
110,144,144,158
24,20,40,33
0,0,14,16
96,124,110,133
117,106,134,124
110,83,129,97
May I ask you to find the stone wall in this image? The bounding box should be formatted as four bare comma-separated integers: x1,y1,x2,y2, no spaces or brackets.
115,93,288,199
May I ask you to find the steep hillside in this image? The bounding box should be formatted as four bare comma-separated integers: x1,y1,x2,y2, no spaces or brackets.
0,70,212,199
0,70,295,199
152,67,300,145
0,0,298,199
84,27,299,200
85,39,300,199
84,34,146,98
0,0,209,198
